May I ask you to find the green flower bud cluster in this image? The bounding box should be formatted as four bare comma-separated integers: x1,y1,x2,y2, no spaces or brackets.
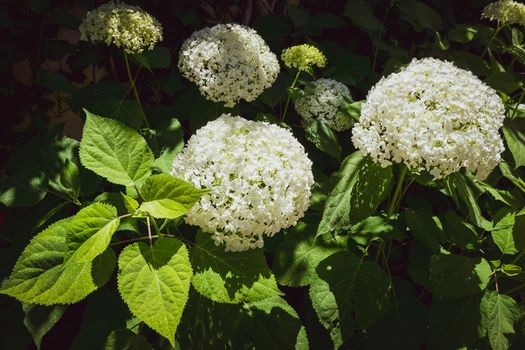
281,44,327,72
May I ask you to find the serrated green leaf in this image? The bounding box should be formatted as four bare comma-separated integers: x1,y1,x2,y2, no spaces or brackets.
0,216,116,305
480,291,520,350
503,117,525,169
121,193,139,213
117,238,192,346
309,276,348,348
138,174,207,219
65,203,120,262
79,110,153,186
445,172,490,228
429,254,491,298
317,151,392,237
190,231,281,304
305,119,341,161
501,264,522,276
53,158,80,202
22,304,67,349
316,251,390,329
102,329,153,350
273,223,345,287
491,212,518,255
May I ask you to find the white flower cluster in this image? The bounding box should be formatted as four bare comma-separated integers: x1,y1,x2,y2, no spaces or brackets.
482,0,525,27
294,78,353,131
178,23,280,107
79,1,163,54
172,114,314,252
352,58,505,180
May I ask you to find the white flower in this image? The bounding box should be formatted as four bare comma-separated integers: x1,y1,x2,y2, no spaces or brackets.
178,23,280,107
79,1,163,54
352,58,505,180
172,114,314,252
294,78,353,131
482,0,525,27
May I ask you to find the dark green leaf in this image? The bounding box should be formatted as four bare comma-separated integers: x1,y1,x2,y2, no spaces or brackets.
305,119,341,161
22,304,67,349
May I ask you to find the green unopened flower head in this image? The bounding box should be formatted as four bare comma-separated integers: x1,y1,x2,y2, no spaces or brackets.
482,0,525,27
281,44,327,72
79,1,163,54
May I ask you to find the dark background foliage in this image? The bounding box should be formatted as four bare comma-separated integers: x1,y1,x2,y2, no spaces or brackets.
1,0,525,349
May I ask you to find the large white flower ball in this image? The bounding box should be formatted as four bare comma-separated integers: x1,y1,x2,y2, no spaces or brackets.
294,78,353,131
178,23,280,107
172,114,314,252
352,58,505,180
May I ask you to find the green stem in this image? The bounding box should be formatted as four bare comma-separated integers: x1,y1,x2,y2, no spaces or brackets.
281,70,302,122
150,217,162,236
387,166,408,218
481,23,504,59
123,51,150,128
511,89,525,119
110,233,176,246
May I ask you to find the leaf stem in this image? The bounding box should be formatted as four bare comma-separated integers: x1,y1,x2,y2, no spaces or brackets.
146,216,153,246
481,23,504,59
387,166,408,217
110,234,176,246
281,69,302,122
123,51,150,128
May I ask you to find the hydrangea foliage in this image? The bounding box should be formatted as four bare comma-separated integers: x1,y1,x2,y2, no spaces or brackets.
352,58,505,180
294,78,353,131
172,114,314,252
79,1,163,54
178,23,280,107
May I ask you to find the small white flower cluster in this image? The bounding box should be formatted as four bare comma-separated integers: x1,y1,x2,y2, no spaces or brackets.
352,58,505,180
482,0,525,27
79,1,163,54
172,114,314,252
294,78,353,131
178,23,280,107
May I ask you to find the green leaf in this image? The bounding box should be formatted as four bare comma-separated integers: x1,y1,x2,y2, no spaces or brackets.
131,47,171,71
343,0,382,31
428,294,482,350
152,118,184,174
102,329,153,350
65,203,120,262
341,100,362,121
0,171,48,207
486,72,522,95
316,251,390,329
317,151,392,237
429,254,491,298
448,24,478,43
138,174,207,219
500,264,522,276
503,117,525,169
480,291,520,350
0,216,116,304
190,231,281,304
405,206,444,253
121,193,139,213
309,276,349,348
273,221,346,287
22,304,67,349
53,158,80,202
102,329,152,350
79,110,153,186
445,172,490,228
287,5,309,27
39,70,74,93
491,212,519,255
305,119,341,161
117,238,192,347
396,0,441,32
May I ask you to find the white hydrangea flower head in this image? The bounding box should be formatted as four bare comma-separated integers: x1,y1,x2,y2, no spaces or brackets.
178,23,280,108
352,57,505,180
294,78,353,131
79,1,163,54
482,0,525,27
172,114,314,252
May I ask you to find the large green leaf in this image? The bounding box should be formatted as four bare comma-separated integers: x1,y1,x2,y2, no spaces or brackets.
138,174,207,218
317,151,392,237
316,251,390,329
273,220,346,287
22,304,67,349
503,117,525,169
79,110,153,186
304,119,341,161
0,215,117,304
480,291,520,350
491,212,519,255
117,238,192,346
190,231,281,304
405,206,445,253
429,254,491,298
